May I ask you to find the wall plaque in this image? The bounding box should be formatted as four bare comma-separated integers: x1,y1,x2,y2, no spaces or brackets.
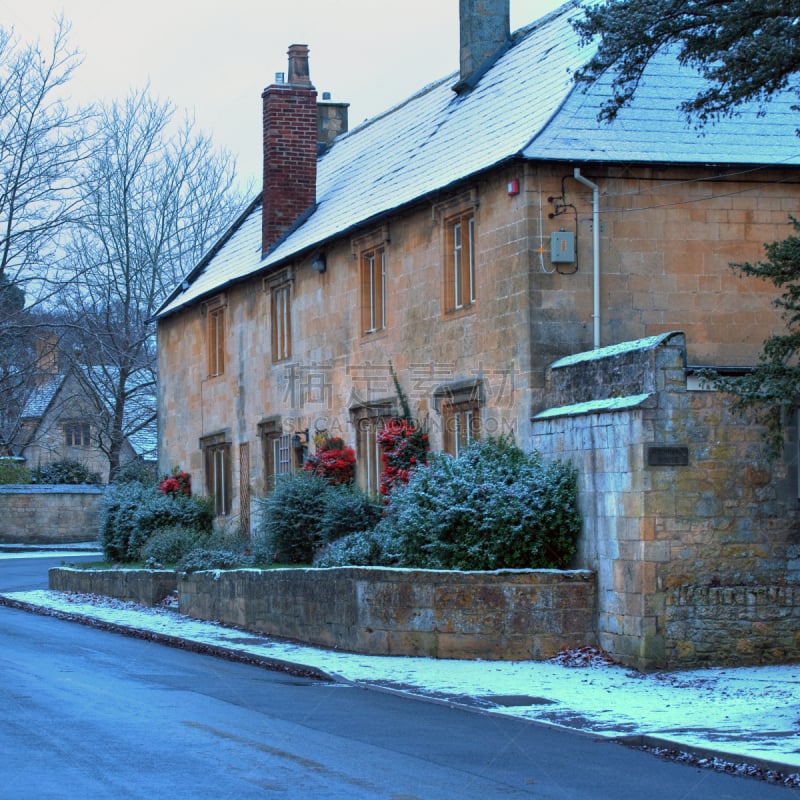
647,445,689,467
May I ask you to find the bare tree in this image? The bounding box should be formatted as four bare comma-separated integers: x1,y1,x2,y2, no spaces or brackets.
0,17,89,453
59,88,247,476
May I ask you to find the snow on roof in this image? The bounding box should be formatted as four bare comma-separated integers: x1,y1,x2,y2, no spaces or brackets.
525,44,800,165
533,392,653,420
21,376,63,418
81,366,158,459
158,2,586,317
157,0,800,318
549,331,682,369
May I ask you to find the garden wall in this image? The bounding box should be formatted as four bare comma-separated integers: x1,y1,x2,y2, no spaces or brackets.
666,585,800,666
178,567,596,660
49,566,597,661
49,567,177,606
0,485,104,544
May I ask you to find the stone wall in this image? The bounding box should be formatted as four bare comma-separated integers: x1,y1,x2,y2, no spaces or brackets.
666,585,800,667
533,331,800,671
48,565,596,661
49,567,176,606
177,567,596,660
0,485,104,544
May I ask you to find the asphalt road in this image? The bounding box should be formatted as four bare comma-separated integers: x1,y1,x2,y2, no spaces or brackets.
1,557,796,799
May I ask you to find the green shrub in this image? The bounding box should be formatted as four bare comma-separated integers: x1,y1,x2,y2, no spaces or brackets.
313,525,402,567
255,473,383,565
100,482,149,561
100,482,214,562
0,458,31,484
255,471,329,564
382,437,582,570
141,525,207,565
33,460,101,485
112,460,157,486
317,484,383,543
178,548,248,573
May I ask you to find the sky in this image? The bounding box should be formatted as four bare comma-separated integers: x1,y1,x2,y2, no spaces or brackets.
4,568,800,780
0,0,565,189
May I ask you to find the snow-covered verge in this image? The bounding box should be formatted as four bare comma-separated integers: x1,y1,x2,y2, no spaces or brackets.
3,589,800,788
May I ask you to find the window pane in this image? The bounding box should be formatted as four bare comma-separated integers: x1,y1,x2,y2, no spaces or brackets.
272,287,291,361
208,307,224,376
362,248,386,334
379,250,386,330
467,216,475,305
453,221,463,309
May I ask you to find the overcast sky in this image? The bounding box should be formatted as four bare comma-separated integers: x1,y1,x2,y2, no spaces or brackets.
0,0,564,188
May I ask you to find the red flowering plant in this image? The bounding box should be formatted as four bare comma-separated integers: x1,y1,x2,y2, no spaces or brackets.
377,366,430,496
158,468,191,498
377,418,429,496
303,434,356,485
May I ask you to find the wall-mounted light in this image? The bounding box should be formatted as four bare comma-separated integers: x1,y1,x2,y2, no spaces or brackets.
311,253,327,273
291,429,310,450
507,178,520,196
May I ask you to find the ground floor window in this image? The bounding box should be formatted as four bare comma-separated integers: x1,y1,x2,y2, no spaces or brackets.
259,417,296,491
201,432,231,516
351,403,392,495
434,379,483,457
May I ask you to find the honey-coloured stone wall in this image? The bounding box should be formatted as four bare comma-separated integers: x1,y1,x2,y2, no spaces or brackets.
0,485,104,544
178,567,596,660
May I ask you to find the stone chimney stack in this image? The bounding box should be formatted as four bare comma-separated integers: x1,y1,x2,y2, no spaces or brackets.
456,0,510,91
317,93,349,148
261,44,318,255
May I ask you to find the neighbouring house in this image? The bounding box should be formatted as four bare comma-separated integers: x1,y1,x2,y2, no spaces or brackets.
13,364,157,483
155,0,800,668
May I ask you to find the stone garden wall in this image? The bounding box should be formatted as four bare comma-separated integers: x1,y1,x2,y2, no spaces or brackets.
178,567,596,660
0,485,104,544
50,566,597,661
49,566,176,607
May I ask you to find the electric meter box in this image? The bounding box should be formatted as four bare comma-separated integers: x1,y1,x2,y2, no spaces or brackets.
550,230,575,263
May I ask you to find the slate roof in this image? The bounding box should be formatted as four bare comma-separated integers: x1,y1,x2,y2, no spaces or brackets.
21,376,63,418
157,0,800,319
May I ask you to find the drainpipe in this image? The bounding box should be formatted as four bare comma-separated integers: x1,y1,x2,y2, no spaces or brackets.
573,168,600,349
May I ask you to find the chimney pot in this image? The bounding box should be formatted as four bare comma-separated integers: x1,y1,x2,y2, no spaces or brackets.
287,43,312,86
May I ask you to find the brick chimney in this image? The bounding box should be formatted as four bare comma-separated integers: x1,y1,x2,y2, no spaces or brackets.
261,44,318,254
455,0,510,92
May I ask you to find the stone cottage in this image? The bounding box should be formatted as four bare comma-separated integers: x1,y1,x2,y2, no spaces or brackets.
14,365,156,483
155,0,800,668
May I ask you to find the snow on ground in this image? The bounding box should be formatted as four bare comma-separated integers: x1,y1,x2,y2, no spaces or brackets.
3,586,800,782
